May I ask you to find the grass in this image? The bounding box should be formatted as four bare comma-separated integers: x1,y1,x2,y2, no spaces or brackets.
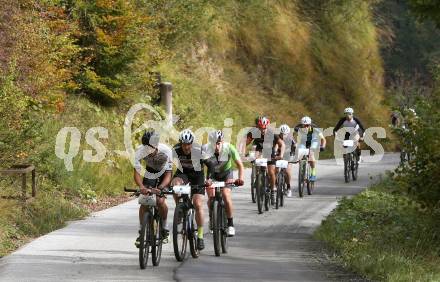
315,176,440,281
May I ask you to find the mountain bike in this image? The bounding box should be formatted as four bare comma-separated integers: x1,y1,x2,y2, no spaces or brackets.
254,158,269,214
297,148,313,197
171,184,204,261
341,139,359,183
275,160,288,209
209,181,239,256
124,186,173,269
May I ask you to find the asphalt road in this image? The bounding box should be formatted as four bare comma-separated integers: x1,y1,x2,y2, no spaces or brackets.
0,154,399,282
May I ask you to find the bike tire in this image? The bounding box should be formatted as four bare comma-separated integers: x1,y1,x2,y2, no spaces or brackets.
173,204,187,262
265,172,270,211
139,212,150,269
251,164,256,203
275,172,282,209
343,154,350,183
256,170,264,214
212,200,221,256
188,210,200,258
220,201,228,254
280,171,285,207
352,152,358,181
298,161,305,198
151,214,163,266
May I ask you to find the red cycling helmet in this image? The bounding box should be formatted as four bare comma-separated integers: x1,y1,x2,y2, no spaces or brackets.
256,116,270,129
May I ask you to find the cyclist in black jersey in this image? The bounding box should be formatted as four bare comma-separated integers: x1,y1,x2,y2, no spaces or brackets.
246,116,285,204
171,129,206,251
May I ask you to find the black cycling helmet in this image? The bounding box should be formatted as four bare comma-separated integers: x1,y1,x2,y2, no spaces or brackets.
142,130,159,147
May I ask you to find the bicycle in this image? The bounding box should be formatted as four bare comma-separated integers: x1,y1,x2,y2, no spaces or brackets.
171,184,204,261
124,186,173,269
275,160,288,208
208,181,239,256
297,148,313,197
340,139,359,183
254,158,270,214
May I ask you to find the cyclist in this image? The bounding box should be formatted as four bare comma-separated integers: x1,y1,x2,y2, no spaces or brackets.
246,116,285,204
133,130,173,248
278,124,295,197
333,107,365,161
203,130,245,237
294,116,326,181
171,129,206,250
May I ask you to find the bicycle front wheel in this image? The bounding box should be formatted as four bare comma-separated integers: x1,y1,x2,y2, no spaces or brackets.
173,203,188,262
151,214,163,266
139,212,151,269
298,161,305,197
251,164,256,203
256,170,264,214
188,209,200,258
212,200,221,256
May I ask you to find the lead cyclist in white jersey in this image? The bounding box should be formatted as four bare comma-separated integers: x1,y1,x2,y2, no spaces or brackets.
294,116,326,182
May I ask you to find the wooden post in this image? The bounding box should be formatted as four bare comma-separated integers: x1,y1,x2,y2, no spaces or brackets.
32,169,36,197
160,82,173,127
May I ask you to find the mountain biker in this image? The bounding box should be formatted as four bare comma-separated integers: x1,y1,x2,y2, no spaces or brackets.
246,116,285,204
171,129,206,250
133,130,173,248
278,124,295,197
203,130,245,237
333,107,365,161
294,116,326,182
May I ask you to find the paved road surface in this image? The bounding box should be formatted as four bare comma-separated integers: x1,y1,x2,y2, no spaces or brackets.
0,154,399,281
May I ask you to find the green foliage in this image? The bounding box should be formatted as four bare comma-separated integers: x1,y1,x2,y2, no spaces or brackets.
316,178,440,281
392,92,440,207
65,0,162,104
409,0,440,27
377,0,440,84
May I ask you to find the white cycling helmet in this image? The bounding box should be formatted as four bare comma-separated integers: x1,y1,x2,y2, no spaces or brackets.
210,130,224,143
301,116,312,125
179,129,194,144
279,124,290,134
344,107,354,115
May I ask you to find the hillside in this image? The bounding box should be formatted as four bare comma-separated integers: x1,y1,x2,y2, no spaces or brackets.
1,0,390,256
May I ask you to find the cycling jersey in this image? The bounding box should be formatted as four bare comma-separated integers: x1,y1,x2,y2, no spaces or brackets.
173,143,205,189
333,117,365,140
203,142,240,180
247,129,280,159
278,134,296,157
134,143,173,179
294,125,324,149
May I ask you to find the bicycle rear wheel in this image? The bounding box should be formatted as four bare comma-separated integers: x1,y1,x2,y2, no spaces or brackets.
151,213,163,266
256,170,264,214
173,203,187,262
212,200,221,256
188,210,200,258
139,212,151,269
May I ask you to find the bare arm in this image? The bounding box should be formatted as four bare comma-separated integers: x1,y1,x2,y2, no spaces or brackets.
277,138,285,159
158,171,172,189
235,159,245,182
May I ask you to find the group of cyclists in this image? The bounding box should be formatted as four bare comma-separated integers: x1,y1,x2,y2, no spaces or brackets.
131,107,365,255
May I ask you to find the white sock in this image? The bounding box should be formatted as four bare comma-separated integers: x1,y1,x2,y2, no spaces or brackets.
163,219,168,229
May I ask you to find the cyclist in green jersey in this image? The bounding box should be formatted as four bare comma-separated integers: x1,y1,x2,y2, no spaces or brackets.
203,130,245,237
